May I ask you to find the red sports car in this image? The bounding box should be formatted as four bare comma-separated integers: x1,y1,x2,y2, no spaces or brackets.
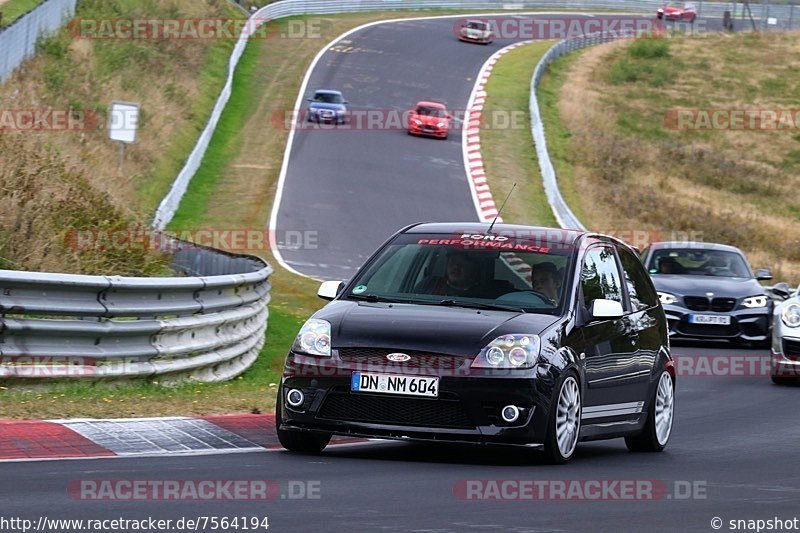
407,101,452,139
657,1,697,22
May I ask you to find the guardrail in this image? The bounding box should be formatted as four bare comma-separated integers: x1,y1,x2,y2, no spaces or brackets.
0,0,77,83
0,237,272,384
529,32,640,230
152,0,798,229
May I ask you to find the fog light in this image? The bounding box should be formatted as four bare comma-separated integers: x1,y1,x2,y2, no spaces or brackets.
287,389,305,407
501,405,520,423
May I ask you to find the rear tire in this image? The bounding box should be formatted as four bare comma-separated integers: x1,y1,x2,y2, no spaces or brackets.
275,392,331,454
542,371,581,464
772,375,798,386
625,371,674,452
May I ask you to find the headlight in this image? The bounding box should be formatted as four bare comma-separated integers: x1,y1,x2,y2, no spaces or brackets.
742,295,768,309
291,318,331,356
782,303,800,328
436,121,446,128
658,292,677,305
472,335,540,369
412,118,422,125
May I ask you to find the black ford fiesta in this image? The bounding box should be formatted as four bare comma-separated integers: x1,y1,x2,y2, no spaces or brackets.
276,223,675,463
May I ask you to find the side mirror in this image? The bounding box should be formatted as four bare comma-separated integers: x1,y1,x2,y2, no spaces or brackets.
590,299,624,320
318,280,344,301
755,268,773,281
769,282,792,301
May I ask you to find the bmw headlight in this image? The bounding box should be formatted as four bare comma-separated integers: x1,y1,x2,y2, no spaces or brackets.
782,303,800,328
657,292,677,305
742,295,769,309
412,118,422,125
436,121,446,128
472,335,540,369
291,318,332,356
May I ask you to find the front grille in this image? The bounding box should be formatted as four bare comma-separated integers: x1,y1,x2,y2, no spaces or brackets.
684,297,710,311
338,348,465,370
318,391,474,429
684,296,736,312
783,339,800,360
711,298,736,312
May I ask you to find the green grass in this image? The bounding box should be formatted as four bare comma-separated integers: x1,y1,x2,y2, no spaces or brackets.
480,41,557,228
535,50,587,225
0,0,43,27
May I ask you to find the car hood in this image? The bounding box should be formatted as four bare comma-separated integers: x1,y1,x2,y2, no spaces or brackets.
652,275,766,297
414,114,446,126
309,102,345,111
315,300,559,357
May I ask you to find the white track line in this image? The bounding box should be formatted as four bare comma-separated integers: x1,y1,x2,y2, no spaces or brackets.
267,12,612,279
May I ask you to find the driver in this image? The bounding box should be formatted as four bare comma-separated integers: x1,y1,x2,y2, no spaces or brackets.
416,252,499,298
531,262,562,304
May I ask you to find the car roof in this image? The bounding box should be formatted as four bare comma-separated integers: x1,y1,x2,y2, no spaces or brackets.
403,222,585,244
649,241,743,253
314,89,342,95
415,101,446,108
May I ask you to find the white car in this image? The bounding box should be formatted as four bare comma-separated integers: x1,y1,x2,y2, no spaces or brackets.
771,285,800,384
459,20,493,44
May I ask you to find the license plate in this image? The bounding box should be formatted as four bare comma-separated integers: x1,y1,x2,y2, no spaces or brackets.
351,372,439,398
689,314,731,325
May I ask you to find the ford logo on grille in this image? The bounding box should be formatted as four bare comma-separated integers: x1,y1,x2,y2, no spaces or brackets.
386,353,411,362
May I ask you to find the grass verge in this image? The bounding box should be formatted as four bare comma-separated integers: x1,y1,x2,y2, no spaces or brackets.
0,0,42,28
539,32,800,281
480,41,558,227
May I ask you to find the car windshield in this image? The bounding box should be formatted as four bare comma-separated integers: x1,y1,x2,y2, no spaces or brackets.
314,92,343,104
416,106,446,117
648,249,752,278
345,232,576,314
466,21,488,30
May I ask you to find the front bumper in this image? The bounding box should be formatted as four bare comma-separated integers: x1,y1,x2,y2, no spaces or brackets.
408,124,448,138
279,353,554,446
459,33,492,43
771,328,800,378
662,304,771,342
308,109,344,123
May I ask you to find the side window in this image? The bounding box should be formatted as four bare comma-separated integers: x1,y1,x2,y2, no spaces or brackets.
581,246,623,308
617,247,659,312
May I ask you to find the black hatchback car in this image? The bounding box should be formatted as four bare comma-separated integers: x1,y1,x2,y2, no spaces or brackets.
277,223,675,463
640,242,773,345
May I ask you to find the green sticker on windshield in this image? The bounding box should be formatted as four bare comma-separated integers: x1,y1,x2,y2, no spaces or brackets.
353,285,367,294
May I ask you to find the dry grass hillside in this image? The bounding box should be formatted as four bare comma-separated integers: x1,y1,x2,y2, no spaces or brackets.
547,31,800,282
0,0,238,274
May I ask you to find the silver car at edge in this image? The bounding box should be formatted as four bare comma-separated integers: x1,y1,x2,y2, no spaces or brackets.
771,285,800,384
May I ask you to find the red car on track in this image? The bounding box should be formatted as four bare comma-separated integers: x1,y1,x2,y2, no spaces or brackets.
657,2,698,22
407,101,452,139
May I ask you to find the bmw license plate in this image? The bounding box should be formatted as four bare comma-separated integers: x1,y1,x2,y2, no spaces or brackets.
688,314,731,325
351,372,438,398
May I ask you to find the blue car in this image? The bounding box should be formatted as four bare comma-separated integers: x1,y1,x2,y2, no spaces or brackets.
307,89,348,124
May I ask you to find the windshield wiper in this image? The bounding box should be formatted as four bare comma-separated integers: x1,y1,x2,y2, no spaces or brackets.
347,294,416,304
436,299,525,313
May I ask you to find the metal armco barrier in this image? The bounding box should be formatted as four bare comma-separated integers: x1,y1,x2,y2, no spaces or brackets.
0,238,272,383
152,0,797,229
0,0,77,82
529,32,637,230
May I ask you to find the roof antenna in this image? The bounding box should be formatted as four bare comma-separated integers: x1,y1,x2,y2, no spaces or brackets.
487,183,516,234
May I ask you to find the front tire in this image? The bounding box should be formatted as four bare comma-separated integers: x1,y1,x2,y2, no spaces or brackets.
275,392,331,454
626,371,674,452
543,372,581,464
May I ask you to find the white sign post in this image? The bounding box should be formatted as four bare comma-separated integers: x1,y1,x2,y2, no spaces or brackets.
108,101,140,172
